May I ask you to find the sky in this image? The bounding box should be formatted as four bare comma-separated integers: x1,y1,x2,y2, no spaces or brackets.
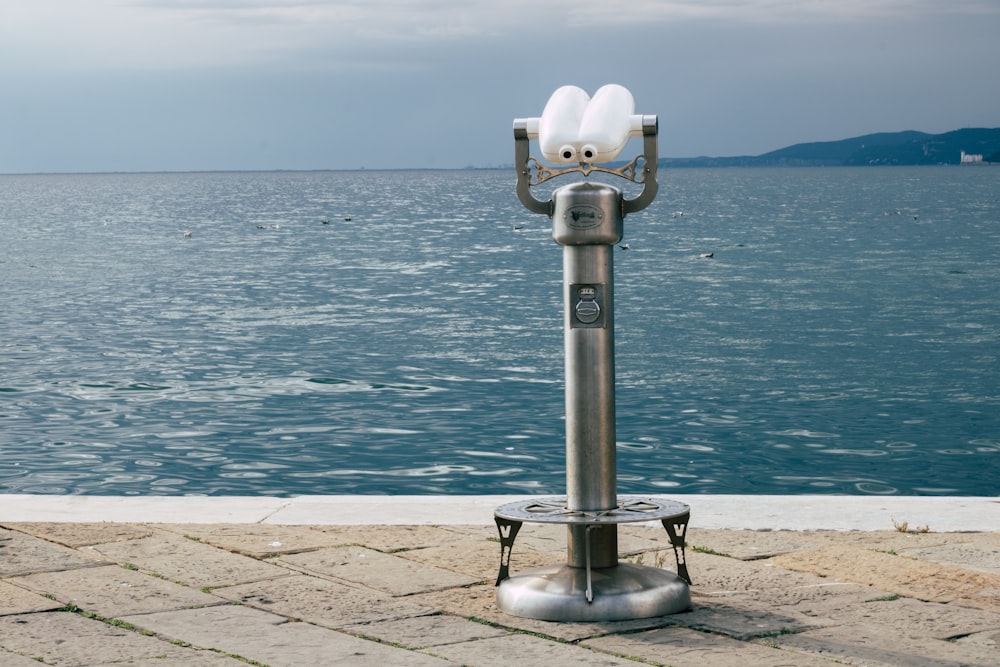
1,0,998,173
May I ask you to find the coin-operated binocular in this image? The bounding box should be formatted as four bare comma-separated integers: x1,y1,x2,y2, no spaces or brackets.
493,86,692,623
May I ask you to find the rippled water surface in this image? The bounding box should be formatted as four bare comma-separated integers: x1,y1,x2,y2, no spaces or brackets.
2,167,998,496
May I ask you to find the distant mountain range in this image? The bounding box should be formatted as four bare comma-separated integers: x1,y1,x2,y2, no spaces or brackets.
662,128,1000,167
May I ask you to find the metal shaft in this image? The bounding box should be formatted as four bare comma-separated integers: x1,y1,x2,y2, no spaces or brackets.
564,243,616,513
550,181,624,570
564,243,618,569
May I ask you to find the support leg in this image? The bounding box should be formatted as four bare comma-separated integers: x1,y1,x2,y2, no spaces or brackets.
661,511,691,584
494,517,522,585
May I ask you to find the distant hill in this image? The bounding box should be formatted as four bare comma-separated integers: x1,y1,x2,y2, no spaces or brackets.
662,128,1000,167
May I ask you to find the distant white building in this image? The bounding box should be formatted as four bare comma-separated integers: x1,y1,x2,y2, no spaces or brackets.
960,150,984,164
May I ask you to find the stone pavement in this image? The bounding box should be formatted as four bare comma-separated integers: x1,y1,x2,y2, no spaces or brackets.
2,516,1000,666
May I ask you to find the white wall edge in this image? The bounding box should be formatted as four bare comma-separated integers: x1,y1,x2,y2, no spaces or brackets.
2,494,999,531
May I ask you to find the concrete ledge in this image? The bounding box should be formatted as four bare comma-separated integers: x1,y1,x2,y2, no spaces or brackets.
1,494,998,531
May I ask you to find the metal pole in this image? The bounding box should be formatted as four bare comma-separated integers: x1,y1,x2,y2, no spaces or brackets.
555,191,622,570
563,242,616,516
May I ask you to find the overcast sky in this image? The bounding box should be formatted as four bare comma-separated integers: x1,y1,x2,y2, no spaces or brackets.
2,0,998,173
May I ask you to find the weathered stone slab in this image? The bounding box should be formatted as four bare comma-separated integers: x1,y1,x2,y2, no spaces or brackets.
812,595,1000,640
0,527,99,576
671,597,821,640
10,564,224,617
769,545,1000,609
682,528,827,560
213,573,435,627
439,523,568,554
277,546,479,595
157,523,350,557
690,550,828,597
121,604,453,666
0,580,63,616
344,613,509,649
394,535,554,583
954,627,1000,651
0,648,53,666
3,522,154,548
708,576,896,629
901,541,1000,575
98,653,252,666
0,611,196,665
428,632,636,666
87,532,289,588
583,625,836,667
769,623,1000,667
313,524,472,553
805,529,952,551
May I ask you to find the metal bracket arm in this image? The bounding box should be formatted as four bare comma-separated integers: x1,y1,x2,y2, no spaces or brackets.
622,115,659,216
513,119,553,215
513,115,659,218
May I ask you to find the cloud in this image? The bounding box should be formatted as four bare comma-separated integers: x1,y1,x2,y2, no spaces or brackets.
2,0,997,171
565,0,1000,26
6,0,996,74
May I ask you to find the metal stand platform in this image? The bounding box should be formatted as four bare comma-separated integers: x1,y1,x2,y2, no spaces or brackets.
494,496,691,622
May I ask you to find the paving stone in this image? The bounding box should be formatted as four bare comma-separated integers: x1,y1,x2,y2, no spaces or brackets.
9,564,224,617
620,547,685,573
156,523,350,557
954,627,1000,650
901,541,1000,575
313,524,473,553
0,527,99,576
671,597,821,640
4,521,999,667
769,622,1000,667
681,528,827,560
3,522,154,548
441,523,568,554
427,632,636,666
0,648,51,666
86,531,290,588
276,545,479,595
723,580,884,616
769,545,1000,610
344,613,509,648
0,611,197,665
121,604,454,667
707,576,900,628
690,550,827,596
815,595,1000,639
100,653,250,666
397,534,554,583
805,529,950,549
0,580,63,615
212,573,435,627
582,625,837,667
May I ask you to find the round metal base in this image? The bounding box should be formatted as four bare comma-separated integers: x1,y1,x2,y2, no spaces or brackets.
496,563,690,622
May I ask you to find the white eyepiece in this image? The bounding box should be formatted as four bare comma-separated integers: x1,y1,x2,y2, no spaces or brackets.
535,84,641,164
538,85,590,164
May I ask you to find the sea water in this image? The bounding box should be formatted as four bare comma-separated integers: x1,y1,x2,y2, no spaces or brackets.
1,167,998,496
